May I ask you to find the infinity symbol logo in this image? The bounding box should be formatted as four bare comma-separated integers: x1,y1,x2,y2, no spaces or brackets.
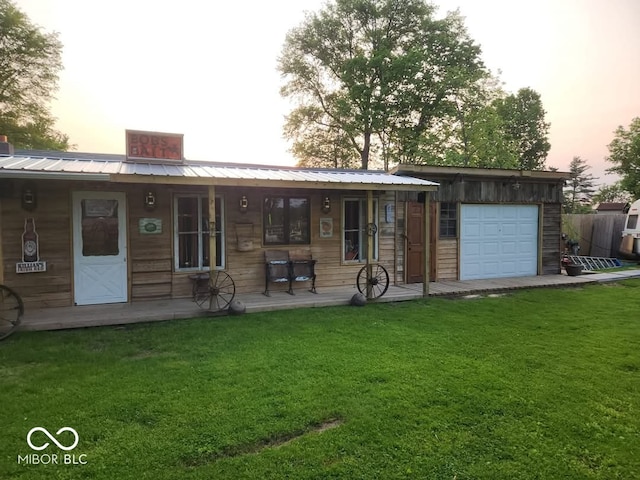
27,427,79,451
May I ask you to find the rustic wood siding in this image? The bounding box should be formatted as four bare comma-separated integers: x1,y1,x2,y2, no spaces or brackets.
218,189,398,296
430,177,564,204
1,180,73,308
541,203,562,274
1,182,402,305
436,238,458,280
128,185,173,300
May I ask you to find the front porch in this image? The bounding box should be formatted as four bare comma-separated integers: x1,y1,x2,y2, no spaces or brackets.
18,269,640,332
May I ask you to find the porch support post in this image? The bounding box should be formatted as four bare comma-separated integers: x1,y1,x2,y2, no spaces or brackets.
366,190,374,299
0,202,3,285
423,193,430,297
208,186,216,272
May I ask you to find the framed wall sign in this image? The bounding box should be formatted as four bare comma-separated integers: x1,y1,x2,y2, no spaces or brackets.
139,218,162,234
320,218,333,238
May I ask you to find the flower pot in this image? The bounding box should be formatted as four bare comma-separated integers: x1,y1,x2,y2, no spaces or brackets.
565,263,583,276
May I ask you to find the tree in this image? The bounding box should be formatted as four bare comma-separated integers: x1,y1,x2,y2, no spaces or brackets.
592,182,632,204
0,0,70,150
493,88,550,170
606,117,640,199
279,0,486,170
563,156,597,213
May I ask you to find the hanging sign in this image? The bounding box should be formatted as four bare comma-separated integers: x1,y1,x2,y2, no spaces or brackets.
16,218,47,273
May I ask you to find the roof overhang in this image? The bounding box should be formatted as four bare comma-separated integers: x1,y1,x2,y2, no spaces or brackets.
391,163,569,181
0,154,439,192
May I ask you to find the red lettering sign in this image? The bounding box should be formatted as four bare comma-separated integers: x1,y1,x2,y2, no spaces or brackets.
126,130,184,162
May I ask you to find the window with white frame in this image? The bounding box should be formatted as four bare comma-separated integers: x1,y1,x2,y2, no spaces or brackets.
174,195,224,270
343,198,378,262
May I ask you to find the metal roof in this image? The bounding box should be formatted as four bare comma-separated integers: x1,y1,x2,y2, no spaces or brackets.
0,152,438,191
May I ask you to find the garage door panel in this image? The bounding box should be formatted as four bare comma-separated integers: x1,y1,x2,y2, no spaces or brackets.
483,223,500,237
461,204,538,280
483,242,499,255
502,241,517,254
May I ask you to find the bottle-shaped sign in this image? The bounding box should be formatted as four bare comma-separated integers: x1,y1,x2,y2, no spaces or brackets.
22,218,39,262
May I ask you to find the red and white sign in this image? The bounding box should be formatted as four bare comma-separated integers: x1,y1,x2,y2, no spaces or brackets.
125,130,183,162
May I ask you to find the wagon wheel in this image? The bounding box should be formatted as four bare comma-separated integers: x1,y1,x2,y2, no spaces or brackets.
356,264,389,300
207,271,236,312
192,274,211,309
0,285,24,341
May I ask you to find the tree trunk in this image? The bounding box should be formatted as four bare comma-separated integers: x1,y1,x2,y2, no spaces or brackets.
361,131,371,170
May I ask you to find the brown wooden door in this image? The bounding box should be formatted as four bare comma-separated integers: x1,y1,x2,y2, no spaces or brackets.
406,201,424,283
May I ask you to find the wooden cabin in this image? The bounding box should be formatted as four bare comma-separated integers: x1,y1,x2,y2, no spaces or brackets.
392,164,568,282
0,145,438,309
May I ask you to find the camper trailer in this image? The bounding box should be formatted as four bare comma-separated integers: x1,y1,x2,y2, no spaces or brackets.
620,199,640,259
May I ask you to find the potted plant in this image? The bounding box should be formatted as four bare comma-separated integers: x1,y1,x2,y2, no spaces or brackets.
565,264,583,276
561,255,583,276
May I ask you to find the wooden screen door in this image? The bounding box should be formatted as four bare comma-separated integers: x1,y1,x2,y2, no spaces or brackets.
72,191,128,305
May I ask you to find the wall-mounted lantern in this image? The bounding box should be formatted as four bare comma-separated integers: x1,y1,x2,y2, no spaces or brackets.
321,195,331,214
144,189,157,211
21,182,37,211
239,195,249,213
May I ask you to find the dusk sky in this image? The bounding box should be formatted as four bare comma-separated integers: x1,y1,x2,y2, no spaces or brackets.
15,0,640,185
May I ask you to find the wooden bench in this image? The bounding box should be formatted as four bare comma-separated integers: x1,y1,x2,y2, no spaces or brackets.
264,249,317,296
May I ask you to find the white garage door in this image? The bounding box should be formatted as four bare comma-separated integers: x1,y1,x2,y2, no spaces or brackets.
460,204,539,280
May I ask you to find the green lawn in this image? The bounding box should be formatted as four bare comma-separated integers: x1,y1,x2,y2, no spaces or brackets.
1,280,639,480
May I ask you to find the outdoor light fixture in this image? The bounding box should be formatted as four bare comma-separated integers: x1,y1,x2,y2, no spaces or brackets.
21,182,37,211
144,189,157,210
239,195,249,213
321,195,331,214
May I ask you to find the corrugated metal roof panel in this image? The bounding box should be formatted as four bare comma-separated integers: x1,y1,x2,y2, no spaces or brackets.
0,153,438,189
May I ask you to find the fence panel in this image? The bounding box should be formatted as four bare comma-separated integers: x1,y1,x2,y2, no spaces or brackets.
563,214,626,257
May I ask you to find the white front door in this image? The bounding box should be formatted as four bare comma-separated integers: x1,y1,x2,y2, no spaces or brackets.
73,192,128,305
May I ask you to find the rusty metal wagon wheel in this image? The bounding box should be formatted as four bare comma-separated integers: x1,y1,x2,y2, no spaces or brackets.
0,285,24,341
356,264,389,300
205,271,236,312
191,271,236,312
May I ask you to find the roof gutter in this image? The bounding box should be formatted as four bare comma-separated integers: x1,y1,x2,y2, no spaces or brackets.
108,173,439,191
0,170,111,181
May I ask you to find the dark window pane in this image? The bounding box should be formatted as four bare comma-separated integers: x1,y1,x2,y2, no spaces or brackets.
439,202,457,238
289,198,309,244
263,196,310,245
176,195,224,269
178,197,198,233
343,199,377,262
81,199,119,256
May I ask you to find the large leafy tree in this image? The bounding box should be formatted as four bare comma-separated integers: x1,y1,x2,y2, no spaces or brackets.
563,156,597,213
439,76,521,168
279,0,486,170
493,87,550,170
606,117,640,199
592,182,633,204
0,0,70,150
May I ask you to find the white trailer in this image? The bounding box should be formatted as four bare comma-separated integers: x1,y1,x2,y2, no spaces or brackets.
620,199,640,258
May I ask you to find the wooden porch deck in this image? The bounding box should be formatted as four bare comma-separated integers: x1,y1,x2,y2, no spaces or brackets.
18,269,640,332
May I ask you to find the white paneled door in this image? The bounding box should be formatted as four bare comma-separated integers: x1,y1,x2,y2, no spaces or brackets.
460,204,539,281
73,192,128,305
